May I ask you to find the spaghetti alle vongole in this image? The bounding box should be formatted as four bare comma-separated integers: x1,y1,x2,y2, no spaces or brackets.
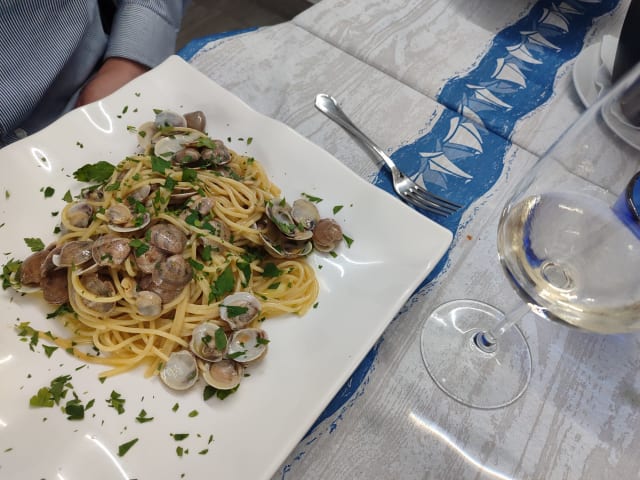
8,109,345,393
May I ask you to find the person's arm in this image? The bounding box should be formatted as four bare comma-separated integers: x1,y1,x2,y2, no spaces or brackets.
76,0,188,106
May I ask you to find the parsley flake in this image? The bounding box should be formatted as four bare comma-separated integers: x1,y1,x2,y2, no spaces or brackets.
24,237,45,252
106,390,126,414
73,161,116,183
118,438,139,457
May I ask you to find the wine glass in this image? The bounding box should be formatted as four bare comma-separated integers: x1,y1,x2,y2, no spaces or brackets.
421,61,640,409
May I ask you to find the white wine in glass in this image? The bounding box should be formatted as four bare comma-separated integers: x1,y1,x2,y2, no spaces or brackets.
421,61,640,409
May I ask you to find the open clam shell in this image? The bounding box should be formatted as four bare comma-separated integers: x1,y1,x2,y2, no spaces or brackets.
227,328,269,363
190,322,227,362
219,292,261,330
198,358,243,391
160,350,199,391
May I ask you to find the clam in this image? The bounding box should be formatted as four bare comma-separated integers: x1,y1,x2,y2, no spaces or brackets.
154,110,187,129
154,131,203,161
259,219,313,259
189,195,215,216
107,212,151,233
138,274,177,304
65,202,93,228
136,121,156,150
189,322,227,362
174,147,201,166
52,240,93,268
41,268,69,305
18,244,55,287
312,218,343,252
169,187,198,205
151,254,193,290
92,235,131,266
128,184,152,203
184,110,207,132
134,244,166,274
198,358,243,391
160,350,199,391
199,218,231,253
135,290,162,317
35,246,69,304
105,203,133,225
266,199,313,241
79,272,116,314
219,292,261,330
262,236,313,259
227,328,268,363
81,187,105,202
291,199,320,231
148,223,188,254
200,139,231,166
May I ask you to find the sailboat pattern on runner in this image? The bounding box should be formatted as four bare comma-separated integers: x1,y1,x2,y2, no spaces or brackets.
377,0,619,241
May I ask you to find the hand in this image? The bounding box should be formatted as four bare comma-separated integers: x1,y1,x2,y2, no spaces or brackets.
75,57,148,107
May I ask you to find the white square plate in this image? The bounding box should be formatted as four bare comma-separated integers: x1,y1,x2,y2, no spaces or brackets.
0,56,452,479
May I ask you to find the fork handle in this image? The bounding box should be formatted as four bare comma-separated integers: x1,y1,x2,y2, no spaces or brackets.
315,94,398,175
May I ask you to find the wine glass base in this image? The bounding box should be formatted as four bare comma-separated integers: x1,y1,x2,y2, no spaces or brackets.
421,299,532,409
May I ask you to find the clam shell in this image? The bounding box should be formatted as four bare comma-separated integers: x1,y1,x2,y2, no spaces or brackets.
160,350,199,390
198,358,243,390
190,322,227,362
52,240,93,268
135,290,162,317
220,292,261,330
227,328,268,363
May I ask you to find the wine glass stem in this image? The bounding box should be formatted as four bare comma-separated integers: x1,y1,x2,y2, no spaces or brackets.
474,302,531,353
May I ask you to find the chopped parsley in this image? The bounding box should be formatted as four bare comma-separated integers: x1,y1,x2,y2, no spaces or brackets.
208,265,234,302
1,259,21,289
106,390,126,414
28,374,90,421
188,258,205,271
214,328,227,351
343,234,354,248
42,345,58,358
203,384,239,401
24,237,45,252
224,305,248,318
46,303,73,319
129,238,150,257
73,161,115,183
262,262,283,278
118,438,139,457
151,155,172,173
136,409,154,423
181,168,197,183
302,193,322,203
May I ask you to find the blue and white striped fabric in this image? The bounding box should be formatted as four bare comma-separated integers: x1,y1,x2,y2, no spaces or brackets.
0,0,187,146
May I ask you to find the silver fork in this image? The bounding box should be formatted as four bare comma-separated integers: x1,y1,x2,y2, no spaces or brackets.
314,93,461,216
